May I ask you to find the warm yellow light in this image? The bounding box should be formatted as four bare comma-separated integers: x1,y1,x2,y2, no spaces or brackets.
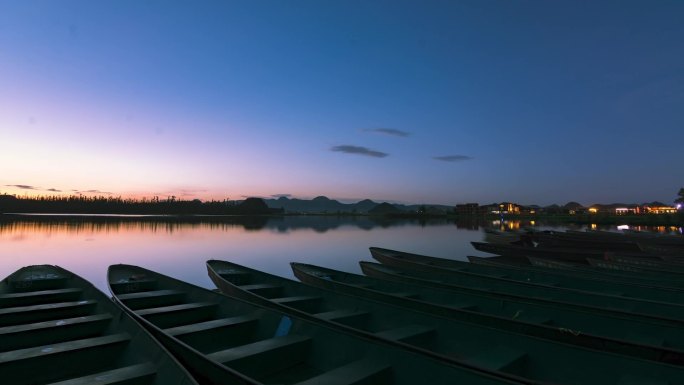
589,208,598,213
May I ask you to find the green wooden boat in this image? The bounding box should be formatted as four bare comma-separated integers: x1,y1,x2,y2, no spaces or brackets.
108,264,535,385
292,262,684,362
471,241,659,262
587,258,684,277
470,255,684,290
0,265,198,385
371,247,684,309
605,254,684,271
206,260,684,383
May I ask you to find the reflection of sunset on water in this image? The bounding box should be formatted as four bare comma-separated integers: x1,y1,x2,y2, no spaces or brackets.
0,217,485,294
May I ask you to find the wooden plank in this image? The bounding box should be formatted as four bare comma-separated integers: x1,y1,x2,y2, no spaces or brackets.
117,290,185,310
375,325,435,343
0,313,113,352
469,346,527,374
0,300,97,327
295,359,392,385
136,302,217,328
46,363,156,385
272,296,322,312
208,335,311,378
0,288,82,307
165,315,258,337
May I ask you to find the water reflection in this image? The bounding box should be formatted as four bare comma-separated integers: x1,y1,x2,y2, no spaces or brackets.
2,215,679,294
0,215,490,294
0,215,469,235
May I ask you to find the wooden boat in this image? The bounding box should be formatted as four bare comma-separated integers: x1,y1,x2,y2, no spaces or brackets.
366,251,684,321
586,258,684,277
604,254,684,271
471,241,665,262
533,231,642,252
0,265,198,385
470,255,684,290
371,247,684,303
108,264,535,385
483,229,525,244
292,262,684,363
204,260,684,381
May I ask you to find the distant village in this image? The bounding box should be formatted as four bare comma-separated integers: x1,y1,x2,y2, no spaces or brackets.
455,202,681,216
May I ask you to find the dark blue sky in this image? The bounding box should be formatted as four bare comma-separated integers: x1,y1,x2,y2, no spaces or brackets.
1,1,682,205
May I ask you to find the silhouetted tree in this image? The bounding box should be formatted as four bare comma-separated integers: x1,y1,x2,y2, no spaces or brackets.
676,188,684,204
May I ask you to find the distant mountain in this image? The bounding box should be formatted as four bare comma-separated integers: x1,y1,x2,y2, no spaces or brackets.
264,196,453,214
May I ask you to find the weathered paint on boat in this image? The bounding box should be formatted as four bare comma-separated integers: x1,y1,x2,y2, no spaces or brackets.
0,265,198,385
108,264,536,385
204,259,684,383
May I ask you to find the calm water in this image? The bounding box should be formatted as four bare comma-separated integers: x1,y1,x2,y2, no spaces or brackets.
0,215,590,293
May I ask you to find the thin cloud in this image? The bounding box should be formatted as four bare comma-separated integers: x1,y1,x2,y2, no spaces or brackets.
433,155,473,162
80,189,114,195
331,145,388,158
46,188,62,192
363,128,410,137
5,184,36,190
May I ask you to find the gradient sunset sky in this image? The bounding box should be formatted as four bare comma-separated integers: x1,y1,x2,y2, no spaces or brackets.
1,1,683,206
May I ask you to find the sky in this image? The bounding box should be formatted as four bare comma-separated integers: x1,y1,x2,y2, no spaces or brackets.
1,1,683,206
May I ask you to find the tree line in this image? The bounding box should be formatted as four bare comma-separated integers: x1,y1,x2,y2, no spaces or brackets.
0,194,281,215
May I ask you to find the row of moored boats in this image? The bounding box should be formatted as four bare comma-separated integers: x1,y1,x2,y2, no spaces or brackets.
3,230,684,384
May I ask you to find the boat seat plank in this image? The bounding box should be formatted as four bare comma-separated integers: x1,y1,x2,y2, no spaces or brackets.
109,279,157,295
45,363,156,385
314,309,370,328
117,290,185,310
294,359,392,385
136,302,216,316
315,309,369,321
469,346,527,374
389,292,420,299
9,276,69,292
375,325,435,343
136,302,217,328
272,296,322,312
217,269,251,285
238,284,283,297
165,315,258,337
447,302,478,311
208,335,311,377
0,288,82,307
0,313,113,352
0,333,131,384
0,300,97,327
512,312,553,325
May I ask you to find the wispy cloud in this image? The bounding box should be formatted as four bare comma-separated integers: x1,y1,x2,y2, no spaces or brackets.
433,155,473,162
331,145,388,158
47,188,62,192
271,194,292,198
363,128,410,137
79,189,114,195
5,184,37,190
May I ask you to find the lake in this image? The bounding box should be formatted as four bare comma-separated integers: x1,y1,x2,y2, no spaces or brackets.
0,215,583,293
